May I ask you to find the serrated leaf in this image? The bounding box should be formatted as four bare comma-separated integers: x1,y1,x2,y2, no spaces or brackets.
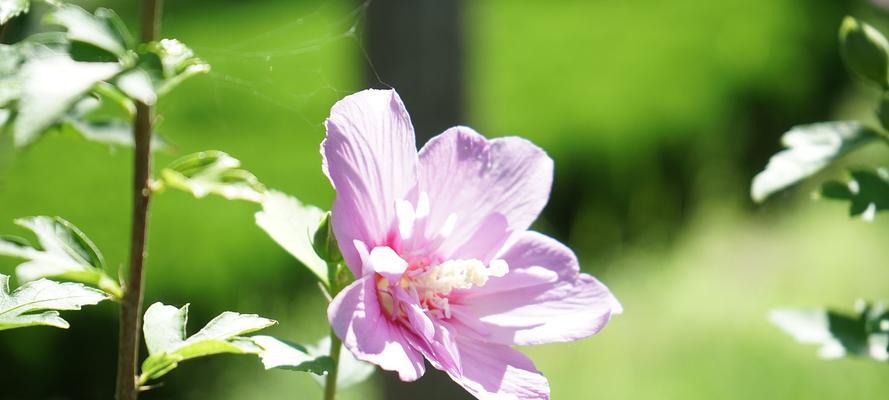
307,336,375,389
251,335,333,375
43,4,129,59
0,274,106,331
751,122,881,203
255,191,329,285
0,0,29,25
139,302,277,384
0,216,121,298
820,168,889,221
161,151,266,202
770,301,889,362
13,51,122,147
144,39,210,95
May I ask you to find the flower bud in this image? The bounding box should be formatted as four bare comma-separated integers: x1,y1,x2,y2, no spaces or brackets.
312,212,342,264
840,16,889,88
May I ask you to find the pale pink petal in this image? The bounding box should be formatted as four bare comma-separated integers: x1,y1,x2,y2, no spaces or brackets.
418,127,553,262
452,231,619,346
322,89,419,274
394,287,435,342
446,338,550,400
403,318,462,374
328,275,426,381
367,246,408,281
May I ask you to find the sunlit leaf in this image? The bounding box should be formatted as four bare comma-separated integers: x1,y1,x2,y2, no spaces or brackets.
135,38,209,99
307,336,375,389
161,151,266,202
59,96,168,151
115,68,156,105
43,4,130,59
251,335,334,375
820,168,889,221
0,216,122,298
770,301,889,362
255,191,329,284
139,302,277,384
0,43,23,124
0,274,107,331
13,51,121,147
751,121,882,202
0,0,29,25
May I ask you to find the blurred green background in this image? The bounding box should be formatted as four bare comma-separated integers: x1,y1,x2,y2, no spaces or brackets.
3,0,889,399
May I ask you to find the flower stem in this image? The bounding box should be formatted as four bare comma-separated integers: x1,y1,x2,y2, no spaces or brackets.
323,262,345,400
115,1,162,399
323,329,343,400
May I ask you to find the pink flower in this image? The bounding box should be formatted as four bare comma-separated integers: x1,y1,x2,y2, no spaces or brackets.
323,89,621,399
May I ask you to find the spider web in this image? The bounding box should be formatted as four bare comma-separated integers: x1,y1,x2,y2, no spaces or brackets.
168,0,388,131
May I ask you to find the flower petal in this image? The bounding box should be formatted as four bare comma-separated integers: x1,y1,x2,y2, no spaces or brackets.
446,338,550,400
328,275,426,381
452,231,619,346
323,89,419,274
418,127,553,262
367,246,408,281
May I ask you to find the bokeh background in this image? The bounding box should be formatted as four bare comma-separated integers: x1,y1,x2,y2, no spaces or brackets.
3,0,889,398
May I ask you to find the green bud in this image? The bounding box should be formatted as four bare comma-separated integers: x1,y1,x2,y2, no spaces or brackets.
312,212,342,264
840,16,889,88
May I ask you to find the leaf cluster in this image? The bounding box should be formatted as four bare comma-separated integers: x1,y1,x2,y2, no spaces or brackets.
752,16,889,223
0,3,207,148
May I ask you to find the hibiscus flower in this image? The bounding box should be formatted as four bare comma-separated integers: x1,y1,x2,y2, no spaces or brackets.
323,89,621,400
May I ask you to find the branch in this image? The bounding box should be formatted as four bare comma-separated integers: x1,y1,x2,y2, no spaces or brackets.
115,1,163,399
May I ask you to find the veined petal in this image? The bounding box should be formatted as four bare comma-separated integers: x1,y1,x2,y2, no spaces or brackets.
452,231,619,346
323,89,419,274
446,338,550,400
418,127,553,262
367,246,408,281
328,275,426,381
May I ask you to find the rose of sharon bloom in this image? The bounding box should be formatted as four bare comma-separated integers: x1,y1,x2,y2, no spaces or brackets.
323,89,621,400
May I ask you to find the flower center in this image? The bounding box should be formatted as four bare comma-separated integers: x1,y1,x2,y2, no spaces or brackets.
375,254,508,320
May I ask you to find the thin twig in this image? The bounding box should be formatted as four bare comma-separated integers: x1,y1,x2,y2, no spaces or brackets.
114,1,162,399
323,329,343,400
322,262,344,400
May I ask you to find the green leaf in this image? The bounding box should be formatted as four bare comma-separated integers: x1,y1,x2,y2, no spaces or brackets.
819,168,889,221
139,302,277,384
115,68,157,105
255,191,329,285
135,38,210,98
60,96,168,151
251,335,334,375
751,121,881,203
839,16,889,88
0,216,122,299
0,274,107,331
770,301,889,362
0,0,29,25
43,4,129,59
161,151,266,202
13,51,122,147
307,337,375,389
